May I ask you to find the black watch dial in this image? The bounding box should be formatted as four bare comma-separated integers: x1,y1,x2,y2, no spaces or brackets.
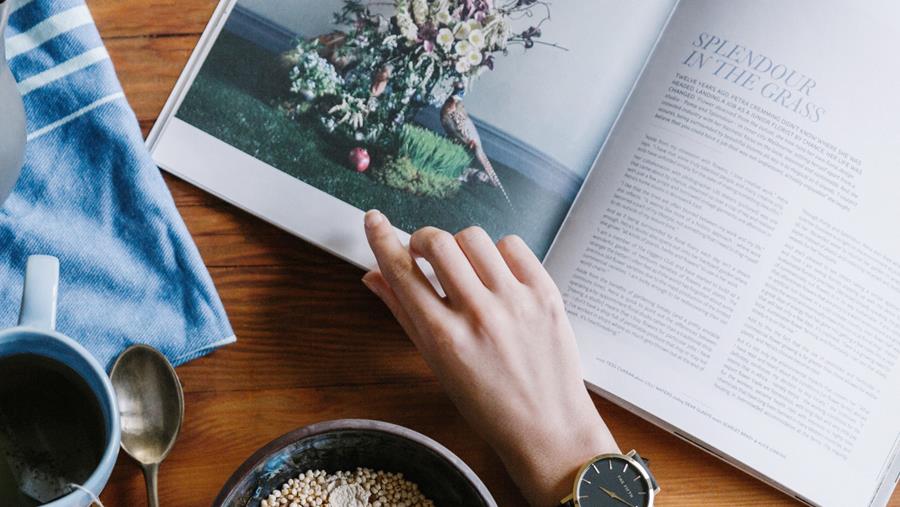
573,456,651,507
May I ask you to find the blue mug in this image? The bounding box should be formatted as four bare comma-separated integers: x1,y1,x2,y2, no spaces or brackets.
0,256,120,506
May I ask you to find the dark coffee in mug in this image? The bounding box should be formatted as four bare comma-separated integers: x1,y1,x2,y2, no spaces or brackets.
0,354,107,506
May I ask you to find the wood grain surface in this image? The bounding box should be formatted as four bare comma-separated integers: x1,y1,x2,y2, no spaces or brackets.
87,1,899,505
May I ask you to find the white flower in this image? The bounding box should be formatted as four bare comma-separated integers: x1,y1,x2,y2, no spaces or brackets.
455,59,471,74
396,1,418,41
399,18,418,41
454,22,471,40
436,28,454,50
403,24,419,41
467,20,482,32
455,40,473,55
412,0,429,24
436,10,452,25
468,29,485,49
466,50,483,66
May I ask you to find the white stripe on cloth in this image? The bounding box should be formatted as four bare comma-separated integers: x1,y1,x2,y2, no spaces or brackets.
6,5,94,59
27,91,124,141
16,46,109,95
7,0,36,15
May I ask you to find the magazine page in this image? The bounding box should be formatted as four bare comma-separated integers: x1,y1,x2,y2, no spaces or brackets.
150,0,676,267
544,1,900,505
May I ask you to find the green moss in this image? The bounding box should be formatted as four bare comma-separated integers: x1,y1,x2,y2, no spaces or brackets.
398,124,472,179
373,156,462,198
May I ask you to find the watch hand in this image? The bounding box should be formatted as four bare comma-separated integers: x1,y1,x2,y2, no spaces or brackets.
598,486,634,507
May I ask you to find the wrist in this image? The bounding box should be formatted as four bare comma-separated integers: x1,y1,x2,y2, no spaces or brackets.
499,408,619,506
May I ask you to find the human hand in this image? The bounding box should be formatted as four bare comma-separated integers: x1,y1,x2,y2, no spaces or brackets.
362,210,619,506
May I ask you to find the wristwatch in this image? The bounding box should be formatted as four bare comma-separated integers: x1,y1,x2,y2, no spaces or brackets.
559,450,660,507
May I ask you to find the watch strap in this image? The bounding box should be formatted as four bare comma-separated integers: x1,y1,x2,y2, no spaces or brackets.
559,500,576,507
630,451,660,493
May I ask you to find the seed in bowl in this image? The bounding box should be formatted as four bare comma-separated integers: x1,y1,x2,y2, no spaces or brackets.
259,467,435,507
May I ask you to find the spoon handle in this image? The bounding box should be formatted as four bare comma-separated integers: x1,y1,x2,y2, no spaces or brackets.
142,462,160,507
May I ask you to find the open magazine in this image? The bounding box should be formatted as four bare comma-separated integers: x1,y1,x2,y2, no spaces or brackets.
148,0,900,505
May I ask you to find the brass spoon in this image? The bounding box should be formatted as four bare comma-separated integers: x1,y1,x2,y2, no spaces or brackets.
111,345,184,507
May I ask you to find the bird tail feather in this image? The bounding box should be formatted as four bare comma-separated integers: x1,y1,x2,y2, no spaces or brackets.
475,148,514,210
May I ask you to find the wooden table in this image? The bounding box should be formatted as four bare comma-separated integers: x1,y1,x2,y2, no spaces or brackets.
88,1,898,505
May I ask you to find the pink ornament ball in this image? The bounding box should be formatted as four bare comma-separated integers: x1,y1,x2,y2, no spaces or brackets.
349,147,370,173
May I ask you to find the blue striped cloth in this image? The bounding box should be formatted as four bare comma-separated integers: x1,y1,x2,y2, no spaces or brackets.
0,0,235,368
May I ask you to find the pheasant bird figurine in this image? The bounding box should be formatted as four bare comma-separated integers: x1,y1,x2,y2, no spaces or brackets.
441,87,513,208
370,65,392,97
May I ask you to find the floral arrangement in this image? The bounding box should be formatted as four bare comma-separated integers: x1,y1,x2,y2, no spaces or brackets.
287,40,344,100
284,0,555,145
395,0,515,78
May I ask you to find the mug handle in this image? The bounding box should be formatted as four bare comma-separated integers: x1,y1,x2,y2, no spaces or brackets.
18,255,59,331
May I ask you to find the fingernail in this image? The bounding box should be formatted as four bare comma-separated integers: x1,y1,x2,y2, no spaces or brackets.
365,210,384,229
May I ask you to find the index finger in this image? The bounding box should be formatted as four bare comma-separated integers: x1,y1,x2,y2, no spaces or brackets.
364,210,448,317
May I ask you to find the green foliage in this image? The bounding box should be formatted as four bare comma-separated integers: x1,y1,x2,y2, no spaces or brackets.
399,124,472,179
374,156,462,199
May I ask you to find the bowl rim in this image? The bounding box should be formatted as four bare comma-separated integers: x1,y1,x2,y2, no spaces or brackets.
212,418,497,507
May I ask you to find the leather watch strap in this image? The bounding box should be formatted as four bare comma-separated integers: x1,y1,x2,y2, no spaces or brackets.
631,451,660,492
559,499,576,507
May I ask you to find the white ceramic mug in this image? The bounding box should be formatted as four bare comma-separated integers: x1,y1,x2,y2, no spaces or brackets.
0,256,121,506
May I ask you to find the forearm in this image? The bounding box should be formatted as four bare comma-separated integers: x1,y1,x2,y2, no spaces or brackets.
362,214,622,507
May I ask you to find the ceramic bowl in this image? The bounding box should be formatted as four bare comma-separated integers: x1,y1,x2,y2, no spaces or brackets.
213,419,496,507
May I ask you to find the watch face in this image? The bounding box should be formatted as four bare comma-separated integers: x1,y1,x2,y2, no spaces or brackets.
574,456,651,507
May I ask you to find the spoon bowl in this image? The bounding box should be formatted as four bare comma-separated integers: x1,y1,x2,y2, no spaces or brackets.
110,345,184,507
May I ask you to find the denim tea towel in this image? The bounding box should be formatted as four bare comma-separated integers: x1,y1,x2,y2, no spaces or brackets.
0,0,235,368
